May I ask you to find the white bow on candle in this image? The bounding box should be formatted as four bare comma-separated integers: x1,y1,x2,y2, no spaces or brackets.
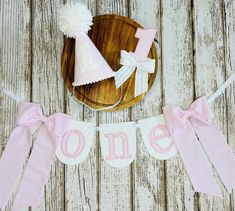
114,50,155,97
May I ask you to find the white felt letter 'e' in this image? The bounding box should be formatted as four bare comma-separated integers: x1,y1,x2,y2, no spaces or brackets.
99,122,136,168
138,115,177,160
56,120,95,165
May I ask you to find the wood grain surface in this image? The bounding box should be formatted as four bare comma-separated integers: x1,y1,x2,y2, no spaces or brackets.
61,14,158,111
194,1,229,210
0,0,235,211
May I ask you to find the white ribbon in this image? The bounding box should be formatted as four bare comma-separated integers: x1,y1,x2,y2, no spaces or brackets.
208,72,235,103
114,50,155,97
0,84,24,102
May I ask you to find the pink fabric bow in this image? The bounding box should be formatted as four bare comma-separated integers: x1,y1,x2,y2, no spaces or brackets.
0,102,70,210
163,96,235,197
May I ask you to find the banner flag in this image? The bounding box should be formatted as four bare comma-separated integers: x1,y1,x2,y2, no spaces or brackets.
56,120,96,165
99,122,136,168
138,115,177,160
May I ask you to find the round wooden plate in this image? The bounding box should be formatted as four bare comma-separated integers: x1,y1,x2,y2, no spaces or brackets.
61,15,158,111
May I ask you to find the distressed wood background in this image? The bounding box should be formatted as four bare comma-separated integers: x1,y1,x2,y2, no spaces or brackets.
0,0,235,210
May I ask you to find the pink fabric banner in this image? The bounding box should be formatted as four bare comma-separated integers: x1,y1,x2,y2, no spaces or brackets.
163,96,235,197
0,102,70,210
0,95,235,210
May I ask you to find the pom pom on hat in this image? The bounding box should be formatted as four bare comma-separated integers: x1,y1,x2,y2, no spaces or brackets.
58,2,93,37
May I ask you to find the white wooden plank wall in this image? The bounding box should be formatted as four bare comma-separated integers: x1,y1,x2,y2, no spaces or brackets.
194,1,230,210
64,0,97,210
0,0,234,211
224,0,235,210
0,1,31,211
162,1,195,210
129,1,165,211
97,1,132,210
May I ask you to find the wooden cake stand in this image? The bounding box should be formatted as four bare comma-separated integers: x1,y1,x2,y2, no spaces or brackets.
61,14,158,111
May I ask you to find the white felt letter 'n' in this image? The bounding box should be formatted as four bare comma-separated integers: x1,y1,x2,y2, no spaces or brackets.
99,122,136,168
